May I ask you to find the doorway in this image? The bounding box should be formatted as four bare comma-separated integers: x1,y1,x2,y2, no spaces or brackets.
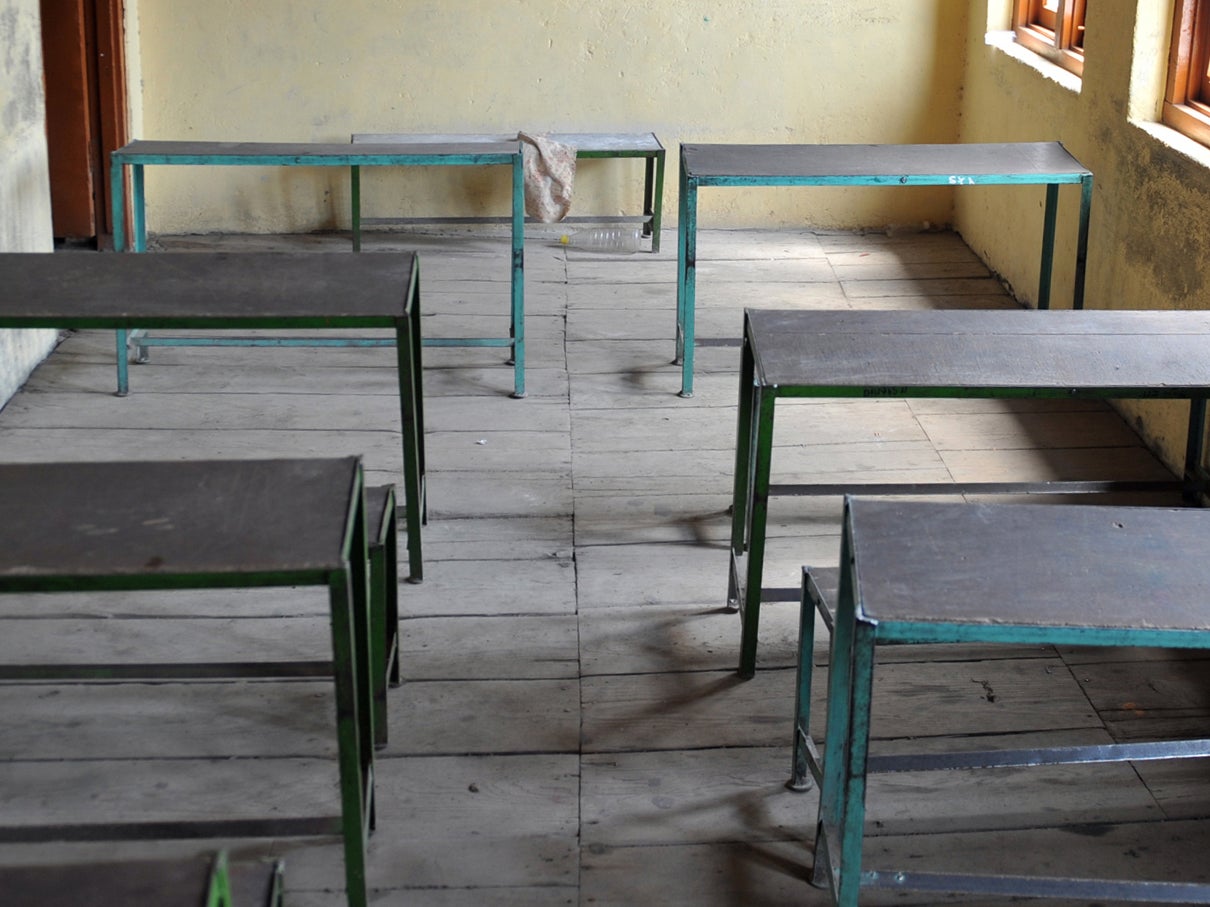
40,0,128,248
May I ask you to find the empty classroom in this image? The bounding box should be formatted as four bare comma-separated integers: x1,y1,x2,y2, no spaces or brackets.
6,3,1210,905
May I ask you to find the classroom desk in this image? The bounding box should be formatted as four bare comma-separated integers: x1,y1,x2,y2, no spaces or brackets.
351,131,667,251
0,852,283,907
676,142,1094,396
0,457,373,907
0,251,426,582
109,139,527,397
805,497,1210,906
729,308,1210,679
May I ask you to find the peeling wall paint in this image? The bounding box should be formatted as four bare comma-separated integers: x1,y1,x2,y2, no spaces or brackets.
131,0,969,234
0,0,56,407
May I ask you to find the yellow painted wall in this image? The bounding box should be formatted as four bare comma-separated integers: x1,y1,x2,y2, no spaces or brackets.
0,0,56,404
957,1,1206,472
130,0,969,234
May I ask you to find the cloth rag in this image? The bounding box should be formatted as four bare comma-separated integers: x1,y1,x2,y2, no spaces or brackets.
519,131,576,222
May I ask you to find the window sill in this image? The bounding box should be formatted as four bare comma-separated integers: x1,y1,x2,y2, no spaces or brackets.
985,30,1082,95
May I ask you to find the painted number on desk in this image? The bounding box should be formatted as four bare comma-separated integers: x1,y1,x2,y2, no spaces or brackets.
949,175,977,185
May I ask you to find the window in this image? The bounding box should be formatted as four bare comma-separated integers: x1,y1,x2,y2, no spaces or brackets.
1014,0,1086,76
1165,0,1210,146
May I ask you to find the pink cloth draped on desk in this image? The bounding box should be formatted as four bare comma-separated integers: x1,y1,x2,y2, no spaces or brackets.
519,131,576,222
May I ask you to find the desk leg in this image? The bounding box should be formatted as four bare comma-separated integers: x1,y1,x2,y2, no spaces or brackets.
383,498,401,690
1074,175,1093,310
208,851,234,907
1184,397,1207,505
370,486,397,748
789,567,818,792
327,560,372,907
396,269,426,582
131,164,147,253
835,619,876,907
1038,183,1058,311
109,157,146,251
111,161,145,396
509,153,527,398
737,388,776,679
351,166,362,253
813,520,860,893
676,169,697,396
728,321,757,596
649,150,666,254
115,331,130,397
110,158,126,253
350,485,376,785
642,156,655,241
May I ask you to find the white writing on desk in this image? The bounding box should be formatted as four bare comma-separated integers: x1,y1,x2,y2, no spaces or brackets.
949,175,977,185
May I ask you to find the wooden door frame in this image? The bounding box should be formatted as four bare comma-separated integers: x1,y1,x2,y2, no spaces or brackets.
93,0,128,246
41,0,129,247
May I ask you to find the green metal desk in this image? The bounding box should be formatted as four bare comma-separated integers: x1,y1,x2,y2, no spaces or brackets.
0,250,425,582
0,457,373,907
352,131,666,252
0,851,283,907
109,139,527,397
730,308,1210,678
676,141,1093,396
803,497,1210,905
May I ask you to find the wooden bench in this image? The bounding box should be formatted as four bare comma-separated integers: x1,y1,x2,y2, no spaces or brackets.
0,458,378,907
351,132,667,252
0,852,283,907
795,498,1210,905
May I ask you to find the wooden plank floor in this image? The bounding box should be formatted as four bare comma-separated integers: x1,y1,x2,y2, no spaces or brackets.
2,227,1208,905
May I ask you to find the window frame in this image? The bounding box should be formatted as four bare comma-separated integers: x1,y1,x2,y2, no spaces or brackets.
1165,0,1210,147
1013,0,1086,77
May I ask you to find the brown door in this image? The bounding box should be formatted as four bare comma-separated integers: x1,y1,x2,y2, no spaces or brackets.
41,0,128,247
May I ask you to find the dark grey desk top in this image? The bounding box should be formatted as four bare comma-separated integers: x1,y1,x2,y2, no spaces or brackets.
746,308,1210,393
0,855,217,907
113,139,519,160
0,252,416,327
0,458,359,584
681,141,1090,181
847,498,1210,633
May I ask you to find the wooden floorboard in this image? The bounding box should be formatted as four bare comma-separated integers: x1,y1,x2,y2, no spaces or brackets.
1,228,1205,905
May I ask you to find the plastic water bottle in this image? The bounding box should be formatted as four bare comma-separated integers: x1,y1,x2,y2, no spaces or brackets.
559,226,643,254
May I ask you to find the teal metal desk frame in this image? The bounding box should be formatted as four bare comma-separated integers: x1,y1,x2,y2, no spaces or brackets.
676,141,1094,397
799,498,1210,905
730,308,1210,679
351,132,666,252
0,251,426,584
0,457,375,907
109,139,528,398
